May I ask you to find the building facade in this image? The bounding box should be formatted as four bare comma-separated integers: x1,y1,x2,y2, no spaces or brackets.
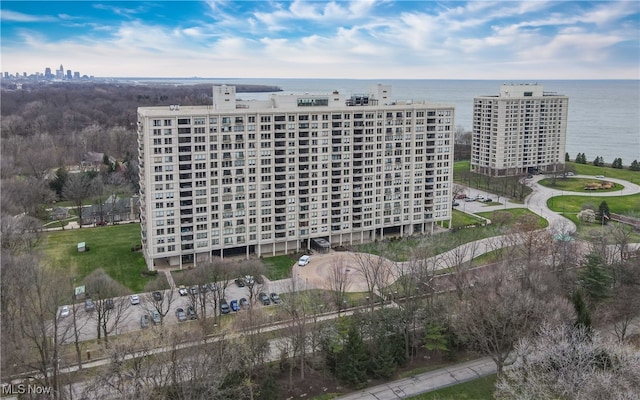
137,85,454,270
471,84,568,176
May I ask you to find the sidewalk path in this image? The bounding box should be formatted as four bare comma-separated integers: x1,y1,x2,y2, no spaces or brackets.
337,358,495,400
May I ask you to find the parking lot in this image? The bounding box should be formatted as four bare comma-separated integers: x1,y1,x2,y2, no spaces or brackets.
57,275,293,343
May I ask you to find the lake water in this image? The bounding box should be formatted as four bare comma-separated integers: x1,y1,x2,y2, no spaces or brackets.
129,78,640,164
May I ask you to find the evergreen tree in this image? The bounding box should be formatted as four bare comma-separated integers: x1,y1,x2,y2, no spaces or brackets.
571,289,592,331
335,324,369,388
257,374,279,400
593,156,602,166
368,337,397,379
565,152,570,162
49,167,68,199
423,323,448,352
598,201,610,225
576,153,582,164
579,253,612,304
630,160,640,171
612,158,623,169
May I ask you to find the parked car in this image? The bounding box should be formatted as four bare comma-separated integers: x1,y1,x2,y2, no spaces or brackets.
208,282,217,291
452,201,460,207
186,306,197,320
595,175,605,179
130,294,140,305
150,310,161,325
259,292,271,306
455,193,467,199
60,305,70,318
152,291,163,302
175,307,187,322
105,299,115,310
239,297,249,308
220,299,230,314
270,293,282,304
298,255,311,266
244,275,254,285
178,285,188,296
235,278,245,288
482,198,493,203
189,285,199,295
230,299,239,312
464,197,476,202
566,172,575,176
140,314,149,329
85,298,95,312
200,284,208,293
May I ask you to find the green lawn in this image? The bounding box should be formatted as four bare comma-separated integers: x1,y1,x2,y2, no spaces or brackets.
41,223,153,292
451,209,485,229
359,209,546,262
409,374,497,400
476,208,548,229
546,193,640,215
538,177,623,193
568,161,640,182
262,254,296,280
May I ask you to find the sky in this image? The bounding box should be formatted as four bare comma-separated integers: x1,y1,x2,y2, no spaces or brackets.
1,1,639,79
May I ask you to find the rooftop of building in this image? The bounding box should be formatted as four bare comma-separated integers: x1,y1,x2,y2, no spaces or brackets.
137,84,454,115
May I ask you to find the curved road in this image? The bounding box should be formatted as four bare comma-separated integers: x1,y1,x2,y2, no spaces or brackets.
293,174,640,292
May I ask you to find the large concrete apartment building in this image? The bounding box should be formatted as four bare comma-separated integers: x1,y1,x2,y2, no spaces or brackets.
471,84,568,176
137,84,454,270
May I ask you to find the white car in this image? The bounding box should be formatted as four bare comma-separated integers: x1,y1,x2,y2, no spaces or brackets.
595,175,605,179
130,294,140,305
298,255,311,266
60,305,70,318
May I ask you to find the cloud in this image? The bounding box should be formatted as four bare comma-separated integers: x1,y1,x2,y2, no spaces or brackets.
0,1,638,79
0,10,57,22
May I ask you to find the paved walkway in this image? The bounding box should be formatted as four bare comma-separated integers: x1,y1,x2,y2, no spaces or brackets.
337,358,496,400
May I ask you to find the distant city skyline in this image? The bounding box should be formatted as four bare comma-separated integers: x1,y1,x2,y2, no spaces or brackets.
1,63,91,80
1,1,638,80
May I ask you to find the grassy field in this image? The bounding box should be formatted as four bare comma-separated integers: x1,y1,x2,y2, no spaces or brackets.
262,254,297,280
40,223,153,292
568,161,640,182
409,374,497,399
538,177,623,192
359,208,545,262
547,193,640,216
450,209,486,229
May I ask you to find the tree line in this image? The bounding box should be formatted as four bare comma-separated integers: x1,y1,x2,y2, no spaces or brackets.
571,152,639,171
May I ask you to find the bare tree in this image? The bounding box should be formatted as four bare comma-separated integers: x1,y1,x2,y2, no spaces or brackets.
234,307,271,400
351,251,393,312
0,212,44,253
143,278,177,326
454,264,574,376
441,238,481,300
84,269,130,345
62,172,93,227
328,255,352,313
1,253,76,399
1,176,55,217
496,324,640,400
277,277,310,388
85,328,242,400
